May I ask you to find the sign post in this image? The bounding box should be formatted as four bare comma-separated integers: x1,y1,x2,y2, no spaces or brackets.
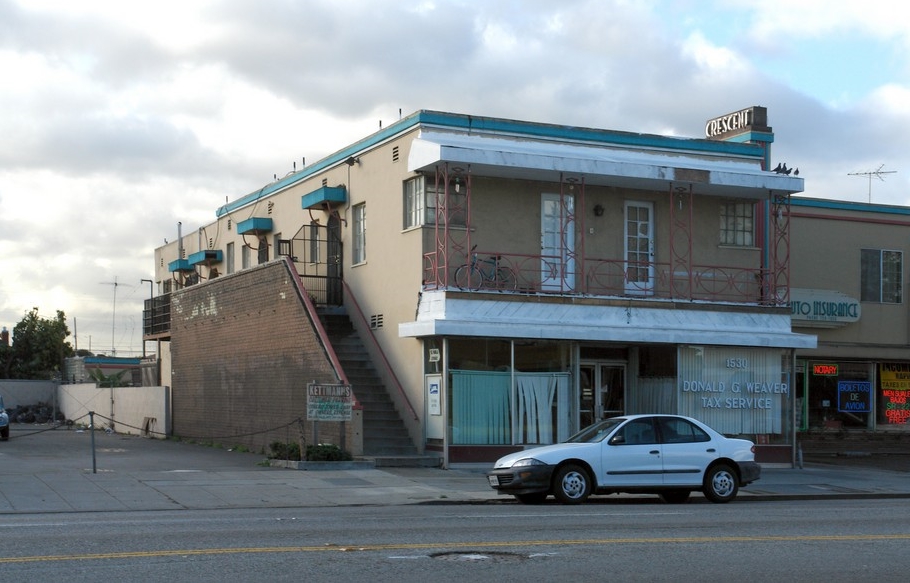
306,382,353,450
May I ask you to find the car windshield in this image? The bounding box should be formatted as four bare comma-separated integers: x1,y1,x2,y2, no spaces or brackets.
565,418,626,443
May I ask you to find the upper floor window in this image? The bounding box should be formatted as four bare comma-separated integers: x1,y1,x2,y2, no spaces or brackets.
403,176,466,229
226,242,235,274
861,249,902,303
241,244,251,269
353,203,366,264
719,202,754,246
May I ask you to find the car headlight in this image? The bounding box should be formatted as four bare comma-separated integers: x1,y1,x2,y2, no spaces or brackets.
511,457,546,468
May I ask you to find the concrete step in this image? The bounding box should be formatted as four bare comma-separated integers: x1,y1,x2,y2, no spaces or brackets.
360,455,443,468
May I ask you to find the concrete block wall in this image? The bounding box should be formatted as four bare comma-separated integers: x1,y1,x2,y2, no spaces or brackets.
169,259,355,455
57,383,171,436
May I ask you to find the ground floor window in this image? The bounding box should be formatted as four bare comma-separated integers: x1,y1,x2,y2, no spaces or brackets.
447,338,572,445
677,345,791,438
797,360,910,431
800,360,873,430
435,339,797,454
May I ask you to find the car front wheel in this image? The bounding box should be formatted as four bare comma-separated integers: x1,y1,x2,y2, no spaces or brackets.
553,464,591,504
703,464,738,503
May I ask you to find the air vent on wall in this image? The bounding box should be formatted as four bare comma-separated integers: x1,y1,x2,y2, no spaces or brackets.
392,146,399,162
370,314,384,330
228,219,232,231
322,178,328,187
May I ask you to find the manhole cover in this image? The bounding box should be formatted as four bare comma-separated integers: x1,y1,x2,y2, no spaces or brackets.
432,551,527,563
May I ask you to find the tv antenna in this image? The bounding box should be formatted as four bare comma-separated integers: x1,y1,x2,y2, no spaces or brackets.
848,164,896,203
100,276,119,355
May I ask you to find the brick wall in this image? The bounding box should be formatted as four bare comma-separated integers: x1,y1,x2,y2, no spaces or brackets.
170,259,352,455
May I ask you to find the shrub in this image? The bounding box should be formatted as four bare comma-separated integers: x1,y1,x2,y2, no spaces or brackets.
268,441,301,460
306,443,353,461
267,441,352,461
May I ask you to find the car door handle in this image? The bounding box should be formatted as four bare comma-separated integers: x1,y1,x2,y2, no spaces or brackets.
706,448,716,453
650,450,660,455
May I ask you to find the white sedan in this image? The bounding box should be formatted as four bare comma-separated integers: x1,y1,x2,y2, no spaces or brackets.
487,414,761,504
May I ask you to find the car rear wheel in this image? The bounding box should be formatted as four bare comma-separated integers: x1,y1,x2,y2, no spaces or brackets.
553,464,591,504
514,492,547,504
703,464,738,503
0,426,8,441
659,489,690,504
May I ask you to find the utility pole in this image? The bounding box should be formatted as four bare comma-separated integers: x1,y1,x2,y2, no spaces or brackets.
848,164,897,203
100,276,118,355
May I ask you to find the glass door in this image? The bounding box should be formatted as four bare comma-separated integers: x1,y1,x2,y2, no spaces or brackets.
624,200,654,295
580,362,626,428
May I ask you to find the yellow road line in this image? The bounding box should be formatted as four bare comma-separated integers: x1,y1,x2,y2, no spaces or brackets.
3,533,910,564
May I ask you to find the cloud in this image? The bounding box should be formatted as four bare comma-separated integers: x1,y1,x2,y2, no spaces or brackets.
2,0,910,353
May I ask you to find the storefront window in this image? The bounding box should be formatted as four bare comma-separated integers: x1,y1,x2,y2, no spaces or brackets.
805,361,872,430
878,363,910,426
447,338,573,445
677,346,790,437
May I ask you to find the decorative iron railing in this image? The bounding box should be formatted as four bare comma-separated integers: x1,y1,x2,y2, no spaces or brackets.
423,250,782,306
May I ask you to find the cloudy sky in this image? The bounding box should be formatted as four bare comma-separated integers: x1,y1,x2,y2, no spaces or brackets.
1,0,908,357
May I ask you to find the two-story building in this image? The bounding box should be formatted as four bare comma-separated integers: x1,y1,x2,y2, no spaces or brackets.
147,108,815,465
789,198,910,434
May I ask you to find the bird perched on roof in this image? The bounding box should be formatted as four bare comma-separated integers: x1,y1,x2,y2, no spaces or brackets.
772,163,782,172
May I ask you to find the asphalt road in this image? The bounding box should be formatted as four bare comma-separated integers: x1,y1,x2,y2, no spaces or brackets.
2,498,910,582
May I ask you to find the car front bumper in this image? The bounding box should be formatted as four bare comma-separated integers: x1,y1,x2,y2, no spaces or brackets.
737,461,761,485
487,464,555,495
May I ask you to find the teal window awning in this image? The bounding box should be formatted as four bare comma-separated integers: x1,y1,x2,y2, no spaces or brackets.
168,259,194,273
237,217,273,235
188,250,223,265
302,186,346,209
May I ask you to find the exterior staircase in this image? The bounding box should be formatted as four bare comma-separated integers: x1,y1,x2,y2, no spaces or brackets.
319,310,440,468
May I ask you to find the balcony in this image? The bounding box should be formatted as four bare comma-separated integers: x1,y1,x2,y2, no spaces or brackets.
143,294,171,339
423,250,779,306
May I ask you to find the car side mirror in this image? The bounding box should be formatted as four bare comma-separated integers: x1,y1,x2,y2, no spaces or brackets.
610,434,625,445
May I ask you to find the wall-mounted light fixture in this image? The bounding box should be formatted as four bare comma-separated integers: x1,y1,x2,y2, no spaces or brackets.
345,156,360,166
593,204,605,217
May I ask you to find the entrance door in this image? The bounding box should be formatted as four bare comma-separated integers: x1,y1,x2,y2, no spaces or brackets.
580,362,626,428
541,193,575,292
326,215,343,305
624,201,654,295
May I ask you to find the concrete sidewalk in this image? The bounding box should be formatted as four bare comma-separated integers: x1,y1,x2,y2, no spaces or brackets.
1,427,908,514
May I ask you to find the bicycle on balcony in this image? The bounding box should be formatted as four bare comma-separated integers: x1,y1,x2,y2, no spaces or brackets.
454,245,518,291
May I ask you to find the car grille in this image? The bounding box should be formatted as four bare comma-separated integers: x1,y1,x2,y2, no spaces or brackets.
495,474,514,486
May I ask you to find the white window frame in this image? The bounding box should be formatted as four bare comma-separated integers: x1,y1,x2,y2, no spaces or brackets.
353,203,366,264
719,202,755,247
403,176,466,229
226,242,235,274
861,249,902,303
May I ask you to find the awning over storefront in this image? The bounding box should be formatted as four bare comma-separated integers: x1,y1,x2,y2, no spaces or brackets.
399,291,816,349
408,129,803,199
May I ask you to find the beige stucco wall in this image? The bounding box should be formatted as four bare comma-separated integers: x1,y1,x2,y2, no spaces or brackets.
791,204,910,359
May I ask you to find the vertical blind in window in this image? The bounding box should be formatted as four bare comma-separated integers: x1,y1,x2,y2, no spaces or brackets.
677,346,785,435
